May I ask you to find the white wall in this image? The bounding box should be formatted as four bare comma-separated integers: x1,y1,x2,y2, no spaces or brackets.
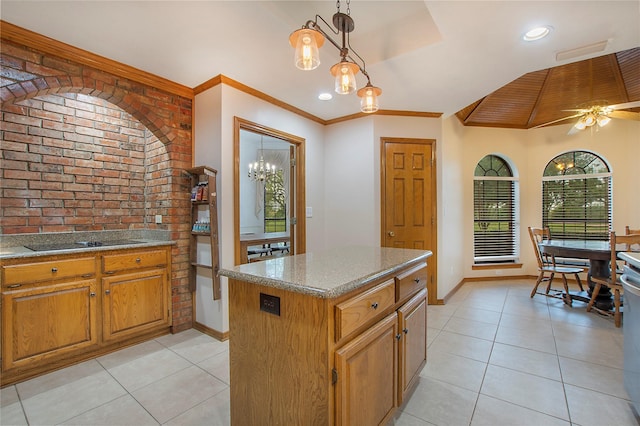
194,83,325,334
450,117,640,285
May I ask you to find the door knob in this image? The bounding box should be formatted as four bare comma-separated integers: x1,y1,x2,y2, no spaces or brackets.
388,231,395,237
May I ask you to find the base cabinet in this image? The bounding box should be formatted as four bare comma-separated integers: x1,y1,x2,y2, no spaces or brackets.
0,245,171,386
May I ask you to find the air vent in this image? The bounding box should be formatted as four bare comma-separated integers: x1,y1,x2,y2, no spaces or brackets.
556,41,608,62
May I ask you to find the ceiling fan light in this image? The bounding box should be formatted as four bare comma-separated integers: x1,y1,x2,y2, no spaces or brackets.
290,28,324,70
330,61,359,95
583,113,596,127
597,115,611,127
357,84,382,113
574,117,587,130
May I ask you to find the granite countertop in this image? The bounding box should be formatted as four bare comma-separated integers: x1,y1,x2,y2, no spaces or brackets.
219,246,432,299
0,230,174,260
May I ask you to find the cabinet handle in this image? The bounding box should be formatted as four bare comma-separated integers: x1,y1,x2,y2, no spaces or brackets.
136,258,141,263
90,292,96,297
403,328,409,334
104,271,115,275
51,267,58,273
371,302,379,309
7,284,21,289
105,290,111,295
414,278,420,284
396,333,402,340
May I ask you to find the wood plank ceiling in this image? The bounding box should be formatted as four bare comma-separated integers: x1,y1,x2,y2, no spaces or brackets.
456,47,640,129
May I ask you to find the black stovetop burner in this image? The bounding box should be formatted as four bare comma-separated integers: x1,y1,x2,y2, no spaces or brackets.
24,240,143,252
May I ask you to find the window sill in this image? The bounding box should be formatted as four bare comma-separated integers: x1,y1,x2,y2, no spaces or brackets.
472,263,523,270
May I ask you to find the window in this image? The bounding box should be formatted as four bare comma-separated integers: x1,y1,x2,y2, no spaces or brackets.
473,155,518,263
264,170,287,232
542,151,611,240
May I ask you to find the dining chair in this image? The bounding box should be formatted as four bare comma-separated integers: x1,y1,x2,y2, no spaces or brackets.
528,227,584,305
625,226,640,235
589,231,640,327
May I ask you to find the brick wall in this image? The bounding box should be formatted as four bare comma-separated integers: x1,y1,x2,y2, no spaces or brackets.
0,38,195,332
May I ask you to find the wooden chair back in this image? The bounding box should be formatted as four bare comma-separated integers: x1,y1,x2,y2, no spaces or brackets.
625,226,640,235
611,231,640,283
528,227,551,269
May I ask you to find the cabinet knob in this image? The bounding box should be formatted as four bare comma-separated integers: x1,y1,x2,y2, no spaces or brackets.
403,328,409,334
136,258,141,263
371,302,379,310
387,231,395,237
396,333,402,340
414,278,420,284
90,292,96,297
51,267,58,273
105,289,111,295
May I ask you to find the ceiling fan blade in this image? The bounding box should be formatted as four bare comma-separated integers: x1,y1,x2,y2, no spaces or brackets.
567,125,582,136
609,110,640,121
532,113,584,129
608,101,640,110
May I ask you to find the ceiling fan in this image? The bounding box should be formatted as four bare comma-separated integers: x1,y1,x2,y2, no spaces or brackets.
534,100,640,134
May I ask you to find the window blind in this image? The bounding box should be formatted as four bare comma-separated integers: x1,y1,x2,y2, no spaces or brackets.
542,175,611,240
474,178,517,262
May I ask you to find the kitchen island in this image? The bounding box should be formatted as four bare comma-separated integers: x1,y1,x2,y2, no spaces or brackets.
220,246,432,426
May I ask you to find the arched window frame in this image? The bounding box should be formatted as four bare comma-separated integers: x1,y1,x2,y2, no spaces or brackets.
473,154,520,264
542,150,612,240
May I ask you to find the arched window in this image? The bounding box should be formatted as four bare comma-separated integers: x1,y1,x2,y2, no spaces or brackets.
473,155,519,263
542,151,611,240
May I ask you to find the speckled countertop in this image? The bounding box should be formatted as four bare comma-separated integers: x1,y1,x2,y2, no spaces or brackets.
219,246,432,298
0,230,174,260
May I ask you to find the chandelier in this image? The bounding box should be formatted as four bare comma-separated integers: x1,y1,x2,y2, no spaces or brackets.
248,136,276,182
289,0,382,113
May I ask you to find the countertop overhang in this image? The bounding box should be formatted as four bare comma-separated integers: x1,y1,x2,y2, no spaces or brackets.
219,246,432,299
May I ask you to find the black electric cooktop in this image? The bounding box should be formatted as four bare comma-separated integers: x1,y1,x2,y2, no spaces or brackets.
24,240,144,252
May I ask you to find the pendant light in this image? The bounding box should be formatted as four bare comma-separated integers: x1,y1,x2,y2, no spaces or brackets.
289,0,382,113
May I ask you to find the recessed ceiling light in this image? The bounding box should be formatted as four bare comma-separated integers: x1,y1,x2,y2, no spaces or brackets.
523,26,552,41
318,93,333,101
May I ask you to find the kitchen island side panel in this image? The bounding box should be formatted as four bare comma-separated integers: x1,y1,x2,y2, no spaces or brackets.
229,278,331,425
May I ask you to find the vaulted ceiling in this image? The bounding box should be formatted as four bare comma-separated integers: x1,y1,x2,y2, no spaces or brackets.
456,47,640,129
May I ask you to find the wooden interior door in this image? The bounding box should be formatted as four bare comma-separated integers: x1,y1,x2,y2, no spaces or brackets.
381,138,437,304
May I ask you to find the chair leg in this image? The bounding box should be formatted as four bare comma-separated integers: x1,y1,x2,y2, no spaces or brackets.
586,282,602,312
561,274,572,306
614,288,621,328
545,273,555,294
575,274,584,292
530,273,544,298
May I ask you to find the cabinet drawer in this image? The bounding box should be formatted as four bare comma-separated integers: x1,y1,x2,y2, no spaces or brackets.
335,279,395,342
103,249,167,274
3,257,95,287
395,264,426,302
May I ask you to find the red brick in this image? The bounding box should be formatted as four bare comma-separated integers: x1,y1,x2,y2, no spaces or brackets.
4,169,41,180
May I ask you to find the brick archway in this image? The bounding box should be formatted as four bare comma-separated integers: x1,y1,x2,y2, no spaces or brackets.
1,38,195,332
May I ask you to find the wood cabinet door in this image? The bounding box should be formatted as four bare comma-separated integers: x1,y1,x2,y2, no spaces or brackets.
335,312,398,426
102,268,169,342
397,288,427,405
1,279,97,371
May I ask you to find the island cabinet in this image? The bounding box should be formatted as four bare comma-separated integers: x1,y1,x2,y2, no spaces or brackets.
222,247,431,426
0,245,172,386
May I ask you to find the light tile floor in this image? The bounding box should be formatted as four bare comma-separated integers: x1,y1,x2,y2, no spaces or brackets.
1,279,637,425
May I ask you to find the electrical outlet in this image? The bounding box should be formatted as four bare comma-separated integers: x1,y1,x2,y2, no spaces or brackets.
155,215,162,224
260,293,280,316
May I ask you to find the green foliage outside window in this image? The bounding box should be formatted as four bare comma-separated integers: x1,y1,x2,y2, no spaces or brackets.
264,170,286,232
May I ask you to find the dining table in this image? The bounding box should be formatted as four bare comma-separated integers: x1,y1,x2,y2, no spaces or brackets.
239,232,290,264
538,239,614,310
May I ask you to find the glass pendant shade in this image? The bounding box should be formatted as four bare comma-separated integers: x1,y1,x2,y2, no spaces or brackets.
583,113,596,127
574,117,587,130
596,115,611,127
289,28,324,70
330,61,359,94
357,84,382,113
